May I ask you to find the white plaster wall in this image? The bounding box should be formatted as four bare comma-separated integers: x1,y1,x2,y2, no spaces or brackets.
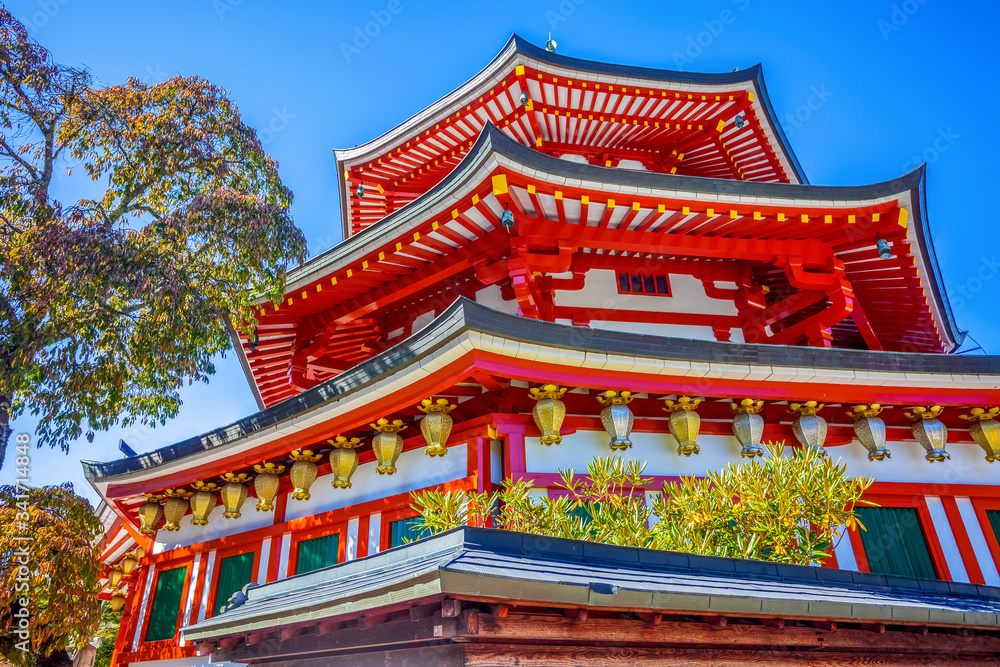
153,503,274,554
524,429,1000,487
554,270,738,317
475,285,519,315
283,444,468,522
925,496,968,582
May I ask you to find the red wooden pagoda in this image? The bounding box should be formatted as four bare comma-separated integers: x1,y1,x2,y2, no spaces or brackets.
85,35,1000,666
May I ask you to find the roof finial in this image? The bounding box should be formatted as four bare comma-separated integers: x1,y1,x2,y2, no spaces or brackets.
545,33,557,53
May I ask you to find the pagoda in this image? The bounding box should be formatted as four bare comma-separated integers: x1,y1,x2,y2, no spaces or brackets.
85,35,1000,666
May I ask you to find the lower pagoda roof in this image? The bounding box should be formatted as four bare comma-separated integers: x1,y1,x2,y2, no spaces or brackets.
84,297,1000,504
184,526,1000,661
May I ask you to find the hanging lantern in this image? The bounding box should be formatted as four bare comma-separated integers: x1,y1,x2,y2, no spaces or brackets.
961,407,1000,462
328,436,364,488
108,565,123,588
134,546,146,559
253,462,285,511
530,384,568,446
109,588,127,613
663,396,702,456
120,552,138,577
219,472,251,519
905,406,950,463
730,399,765,458
848,404,890,461
289,449,323,500
160,488,191,531
418,398,457,457
371,419,408,475
137,493,163,535
189,481,219,525
596,390,635,451
790,401,828,456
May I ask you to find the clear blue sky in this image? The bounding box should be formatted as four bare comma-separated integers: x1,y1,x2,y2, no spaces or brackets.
3,0,997,502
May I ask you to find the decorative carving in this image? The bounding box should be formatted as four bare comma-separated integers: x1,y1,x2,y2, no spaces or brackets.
730,399,765,458
961,407,1000,462
596,391,635,451
328,436,363,488
253,463,285,511
905,406,950,463
664,397,702,456
418,398,457,457
848,404,890,461
371,419,408,475
790,401,828,456
530,384,568,446
289,450,323,500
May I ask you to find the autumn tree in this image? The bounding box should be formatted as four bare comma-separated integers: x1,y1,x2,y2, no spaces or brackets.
0,483,103,667
0,9,306,464
410,444,875,566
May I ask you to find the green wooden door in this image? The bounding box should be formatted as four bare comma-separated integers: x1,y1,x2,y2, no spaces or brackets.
389,517,427,548
214,552,255,615
855,506,937,579
145,566,187,642
296,533,339,574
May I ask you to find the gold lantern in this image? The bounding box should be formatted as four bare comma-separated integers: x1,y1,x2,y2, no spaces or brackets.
731,399,765,458
220,472,250,519
905,406,950,463
189,481,219,525
418,398,457,457
109,588,127,613
530,384,568,446
371,419,408,475
137,493,163,535
961,407,1000,462
134,546,146,559
289,449,323,500
664,396,702,456
596,390,634,451
253,462,285,511
790,401,828,456
160,488,191,531
848,404,890,461
120,552,138,577
328,436,363,488
108,565,123,588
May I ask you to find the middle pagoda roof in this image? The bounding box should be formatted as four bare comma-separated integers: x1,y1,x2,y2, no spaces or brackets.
239,125,960,406
337,34,807,237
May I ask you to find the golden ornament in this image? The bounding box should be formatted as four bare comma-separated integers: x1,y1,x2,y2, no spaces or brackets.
371,419,408,475
289,449,323,500
418,398,457,457
253,462,285,511
530,384,568,446
189,481,219,525
664,396,702,456
328,436,363,488
961,407,1000,462
220,472,251,519
730,399,765,458
596,390,634,451
905,406,950,463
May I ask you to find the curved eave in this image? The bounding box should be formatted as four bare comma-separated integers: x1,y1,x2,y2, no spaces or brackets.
85,297,1000,488
298,123,938,291
334,33,807,237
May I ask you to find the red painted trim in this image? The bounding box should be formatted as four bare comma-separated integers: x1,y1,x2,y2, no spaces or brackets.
266,532,283,583
136,560,193,648
970,497,1000,574
357,515,371,559
848,527,870,573
940,496,984,584
187,553,209,628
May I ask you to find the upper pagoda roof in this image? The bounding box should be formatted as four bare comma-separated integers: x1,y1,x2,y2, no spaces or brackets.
241,124,961,404
336,34,807,236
